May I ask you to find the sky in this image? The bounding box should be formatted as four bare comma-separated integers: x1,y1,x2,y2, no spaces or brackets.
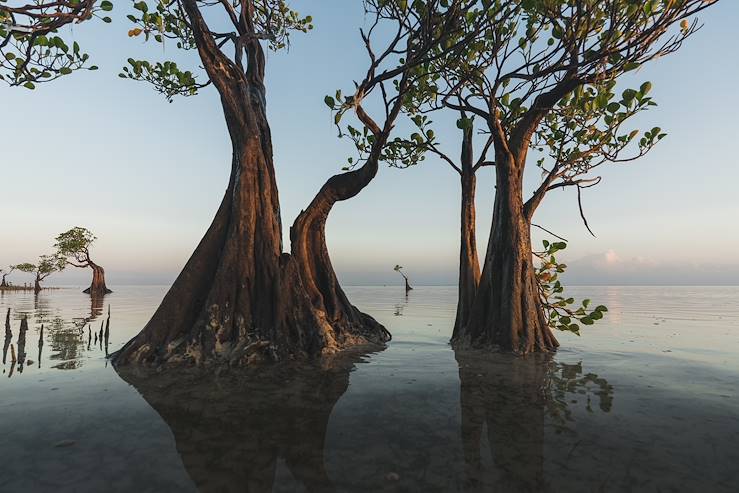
1,1,738,287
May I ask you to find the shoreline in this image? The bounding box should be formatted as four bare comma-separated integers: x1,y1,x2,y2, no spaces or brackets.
0,286,63,292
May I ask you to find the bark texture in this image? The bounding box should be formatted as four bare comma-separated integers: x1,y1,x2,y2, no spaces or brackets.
33,277,41,294
454,153,558,354
453,126,481,338
113,1,387,368
83,263,112,295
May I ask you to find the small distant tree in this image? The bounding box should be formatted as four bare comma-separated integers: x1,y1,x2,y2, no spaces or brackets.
55,227,112,296
14,255,66,294
393,265,413,293
0,265,15,287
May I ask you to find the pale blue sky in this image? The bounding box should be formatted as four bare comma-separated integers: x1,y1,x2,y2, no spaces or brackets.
1,1,737,286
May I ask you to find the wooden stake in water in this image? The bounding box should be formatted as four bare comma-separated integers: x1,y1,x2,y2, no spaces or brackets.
38,325,44,368
4,308,10,338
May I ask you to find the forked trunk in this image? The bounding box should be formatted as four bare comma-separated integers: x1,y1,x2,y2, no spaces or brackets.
453,127,481,338
454,155,558,354
113,12,388,367
83,263,112,295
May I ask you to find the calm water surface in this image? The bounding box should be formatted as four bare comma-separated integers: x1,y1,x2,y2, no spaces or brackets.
1,285,738,492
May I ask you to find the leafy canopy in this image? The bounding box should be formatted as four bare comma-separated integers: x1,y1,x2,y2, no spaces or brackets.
13,254,66,279
325,0,503,172
12,262,36,273
55,226,97,265
0,0,111,87
119,0,312,100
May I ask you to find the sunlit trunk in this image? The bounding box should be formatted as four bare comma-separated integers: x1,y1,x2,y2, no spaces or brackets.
453,164,481,338
83,263,112,296
455,154,557,354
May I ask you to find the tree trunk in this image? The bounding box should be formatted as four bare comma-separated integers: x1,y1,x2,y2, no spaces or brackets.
453,126,481,339
290,160,391,352
113,11,388,367
83,263,112,295
454,155,558,354
33,278,41,294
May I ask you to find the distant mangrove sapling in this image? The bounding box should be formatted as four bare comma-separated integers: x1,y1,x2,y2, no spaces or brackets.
55,227,112,296
393,265,413,293
14,255,66,294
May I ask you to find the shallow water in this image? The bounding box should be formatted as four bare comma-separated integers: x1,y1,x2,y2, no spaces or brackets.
1,285,738,492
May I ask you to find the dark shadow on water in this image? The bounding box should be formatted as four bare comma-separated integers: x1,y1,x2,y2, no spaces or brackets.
117,350,379,493
455,350,613,492
115,342,614,493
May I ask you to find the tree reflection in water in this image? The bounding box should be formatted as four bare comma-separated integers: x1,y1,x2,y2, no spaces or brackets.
456,350,613,492
117,353,374,493
117,347,612,493
48,294,105,370
1,294,109,375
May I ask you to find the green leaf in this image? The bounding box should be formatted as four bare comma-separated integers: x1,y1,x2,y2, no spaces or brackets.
100,0,113,11
622,89,637,102
456,117,473,130
23,81,35,90
324,95,335,108
606,102,620,113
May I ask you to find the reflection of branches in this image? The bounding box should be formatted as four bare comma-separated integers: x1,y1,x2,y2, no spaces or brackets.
545,361,614,433
456,351,613,491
